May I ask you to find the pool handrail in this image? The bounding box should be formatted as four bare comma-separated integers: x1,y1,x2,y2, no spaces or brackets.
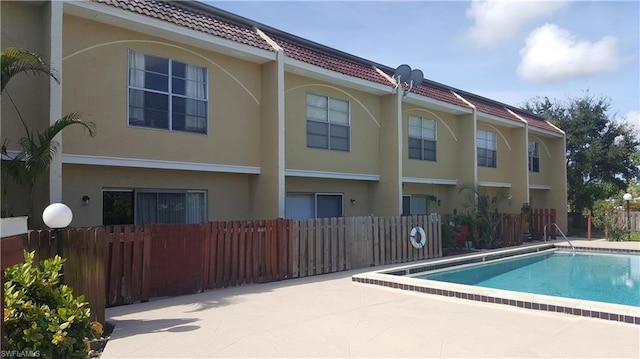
544,223,575,254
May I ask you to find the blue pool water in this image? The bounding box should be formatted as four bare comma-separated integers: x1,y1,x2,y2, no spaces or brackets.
419,251,640,307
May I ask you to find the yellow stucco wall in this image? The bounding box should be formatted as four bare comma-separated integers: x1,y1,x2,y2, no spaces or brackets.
285,177,371,217
63,164,252,227
476,121,517,184
402,107,460,181
1,1,51,150
284,73,380,176
61,15,262,167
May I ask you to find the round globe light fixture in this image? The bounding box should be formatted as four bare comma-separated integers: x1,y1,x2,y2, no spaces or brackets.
42,203,73,229
623,193,632,201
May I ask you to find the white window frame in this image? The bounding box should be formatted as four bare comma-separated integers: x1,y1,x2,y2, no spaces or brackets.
528,141,540,173
408,116,437,161
306,93,351,151
477,129,497,168
127,50,209,134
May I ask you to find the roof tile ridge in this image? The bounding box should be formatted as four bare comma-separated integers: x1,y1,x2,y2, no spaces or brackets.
505,108,528,125
373,67,397,87
450,90,476,109
255,27,282,52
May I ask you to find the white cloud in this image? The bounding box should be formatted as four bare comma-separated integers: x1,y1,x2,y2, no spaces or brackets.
517,24,619,83
620,111,640,140
465,0,569,48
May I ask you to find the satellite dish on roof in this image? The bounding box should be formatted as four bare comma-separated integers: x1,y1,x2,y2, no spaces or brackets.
392,64,412,85
407,69,424,92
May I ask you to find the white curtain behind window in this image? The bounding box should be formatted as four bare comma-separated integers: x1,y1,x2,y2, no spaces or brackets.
184,65,206,130
186,192,206,224
128,51,146,123
136,192,156,224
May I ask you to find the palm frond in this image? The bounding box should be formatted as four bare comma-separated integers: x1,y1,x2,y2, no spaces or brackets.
1,47,59,92
39,113,96,146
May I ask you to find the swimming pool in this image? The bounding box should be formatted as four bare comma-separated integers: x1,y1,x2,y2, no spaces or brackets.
352,244,640,325
418,251,640,307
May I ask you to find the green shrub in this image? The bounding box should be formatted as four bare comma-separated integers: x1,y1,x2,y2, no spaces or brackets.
3,251,102,358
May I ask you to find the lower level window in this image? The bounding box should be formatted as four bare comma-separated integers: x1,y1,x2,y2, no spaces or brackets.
402,195,431,215
103,189,206,225
285,193,343,219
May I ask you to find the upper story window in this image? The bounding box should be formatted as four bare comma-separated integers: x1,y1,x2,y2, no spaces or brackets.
528,141,540,172
477,129,497,168
306,93,350,151
408,116,436,161
128,50,208,134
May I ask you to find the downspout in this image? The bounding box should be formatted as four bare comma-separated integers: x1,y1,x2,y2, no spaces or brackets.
506,108,530,204
256,28,285,218
48,1,64,203
451,91,478,190
276,49,285,218
396,83,403,214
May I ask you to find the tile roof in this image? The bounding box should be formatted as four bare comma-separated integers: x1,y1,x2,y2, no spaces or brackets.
93,0,273,52
269,35,391,87
513,111,563,134
91,0,561,135
467,97,522,122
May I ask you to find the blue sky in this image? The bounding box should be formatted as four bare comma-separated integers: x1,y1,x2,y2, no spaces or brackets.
207,0,639,134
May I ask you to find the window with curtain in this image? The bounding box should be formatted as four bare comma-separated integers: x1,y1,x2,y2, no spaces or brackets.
128,50,207,134
135,190,206,224
306,93,350,151
103,189,206,225
477,129,497,168
528,141,540,172
408,116,437,161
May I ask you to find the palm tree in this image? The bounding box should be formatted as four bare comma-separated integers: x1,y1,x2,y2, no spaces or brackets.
1,47,58,92
459,186,512,249
1,47,95,222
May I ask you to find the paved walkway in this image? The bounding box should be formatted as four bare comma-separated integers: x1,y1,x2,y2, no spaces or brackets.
102,239,640,358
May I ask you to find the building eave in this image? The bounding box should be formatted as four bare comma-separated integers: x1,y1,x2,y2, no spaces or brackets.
64,1,276,64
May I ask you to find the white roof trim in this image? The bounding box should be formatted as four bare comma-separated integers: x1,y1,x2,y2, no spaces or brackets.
478,181,512,188
529,125,565,138
284,58,391,95
402,177,458,186
64,1,276,64
477,111,524,128
529,184,552,190
285,169,380,181
403,91,472,115
62,154,260,174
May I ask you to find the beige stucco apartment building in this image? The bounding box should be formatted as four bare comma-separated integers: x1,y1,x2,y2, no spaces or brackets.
1,0,567,230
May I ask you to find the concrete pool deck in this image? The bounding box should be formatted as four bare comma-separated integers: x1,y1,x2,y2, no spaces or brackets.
101,238,640,358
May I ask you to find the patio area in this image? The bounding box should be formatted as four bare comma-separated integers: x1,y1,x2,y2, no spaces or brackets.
101,238,640,358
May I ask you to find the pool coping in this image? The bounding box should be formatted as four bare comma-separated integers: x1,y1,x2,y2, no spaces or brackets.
352,243,640,326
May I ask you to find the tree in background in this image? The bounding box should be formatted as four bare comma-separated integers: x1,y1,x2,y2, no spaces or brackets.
524,93,640,213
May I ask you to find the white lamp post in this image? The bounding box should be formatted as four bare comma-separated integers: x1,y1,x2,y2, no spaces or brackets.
623,193,632,240
42,203,73,258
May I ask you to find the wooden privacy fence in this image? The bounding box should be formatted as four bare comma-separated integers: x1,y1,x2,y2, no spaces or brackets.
12,215,443,322
22,229,107,325
530,209,557,240
290,215,441,278
615,211,640,231
498,214,525,247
